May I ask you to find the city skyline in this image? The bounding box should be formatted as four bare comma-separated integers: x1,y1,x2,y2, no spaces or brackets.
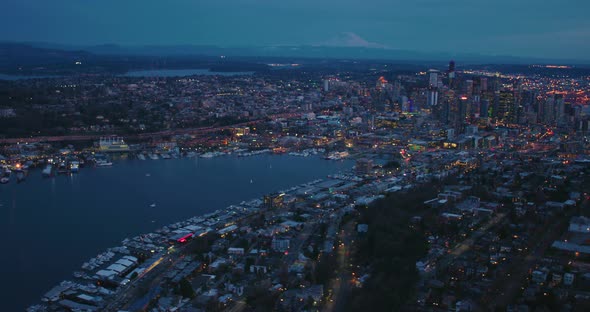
3,1,590,311
2,0,590,61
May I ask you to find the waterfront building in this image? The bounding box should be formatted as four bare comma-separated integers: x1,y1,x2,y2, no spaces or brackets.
98,137,130,152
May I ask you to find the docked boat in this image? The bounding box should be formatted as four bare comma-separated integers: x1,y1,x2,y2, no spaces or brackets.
137,153,146,161
1,166,11,177
42,164,53,177
16,170,26,183
0,177,9,184
149,153,159,160
161,153,171,160
70,161,80,173
57,162,69,174
96,159,113,167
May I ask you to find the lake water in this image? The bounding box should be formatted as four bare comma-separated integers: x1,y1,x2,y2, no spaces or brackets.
0,74,62,80
0,69,252,81
123,69,254,77
0,155,352,310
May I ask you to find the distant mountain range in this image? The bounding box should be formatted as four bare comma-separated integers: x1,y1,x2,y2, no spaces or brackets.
5,41,590,65
0,42,588,77
0,43,92,67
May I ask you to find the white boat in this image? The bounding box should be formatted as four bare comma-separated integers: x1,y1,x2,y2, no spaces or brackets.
42,164,52,177
0,177,9,184
70,161,80,173
150,203,156,208
161,153,171,160
96,159,113,167
149,153,159,160
16,170,25,182
137,154,146,161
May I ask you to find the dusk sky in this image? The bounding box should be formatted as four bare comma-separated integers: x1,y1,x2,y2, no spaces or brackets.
1,0,589,60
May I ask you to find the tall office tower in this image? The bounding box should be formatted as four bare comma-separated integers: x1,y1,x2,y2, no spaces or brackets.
543,97,555,124
573,105,582,119
565,102,574,125
491,75,501,92
427,69,440,107
373,91,388,112
428,69,439,88
554,94,565,124
440,98,452,124
497,90,515,123
480,99,490,118
472,77,481,95
376,76,388,90
521,90,536,108
411,90,427,111
427,90,439,107
480,77,488,92
448,60,456,88
458,96,469,123
324,79,330,92
392,80,402,99
400,96,409,112
464,79,474,96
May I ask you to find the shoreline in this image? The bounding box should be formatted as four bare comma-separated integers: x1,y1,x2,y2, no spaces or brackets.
3,154,355,310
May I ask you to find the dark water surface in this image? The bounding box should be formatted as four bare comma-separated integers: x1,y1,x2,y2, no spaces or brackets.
123,69,254,77
0,155,352,310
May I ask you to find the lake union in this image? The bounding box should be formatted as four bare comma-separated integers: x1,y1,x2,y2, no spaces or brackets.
0,155,352,310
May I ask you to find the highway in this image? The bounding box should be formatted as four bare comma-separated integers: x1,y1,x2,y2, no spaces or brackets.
323,221,355,312
0,113,301,144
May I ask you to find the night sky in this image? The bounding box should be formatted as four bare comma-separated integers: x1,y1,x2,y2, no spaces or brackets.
1,0,589,60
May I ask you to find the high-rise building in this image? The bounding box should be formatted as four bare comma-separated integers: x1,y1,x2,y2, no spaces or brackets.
448,60,456,88
480,99,490,119
480,77,488,92
554,94,565,124
401,96,409,112
542,97,555,124
428,69,439,88
376,76,388,90
464,79,474,97
458,96,469,123
497,90,516,123
427,69,440,107
427,90,438,107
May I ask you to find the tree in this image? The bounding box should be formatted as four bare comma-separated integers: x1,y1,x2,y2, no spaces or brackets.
179,278,195,299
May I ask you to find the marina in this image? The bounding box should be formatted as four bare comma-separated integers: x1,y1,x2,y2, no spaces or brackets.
0,154,352,310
